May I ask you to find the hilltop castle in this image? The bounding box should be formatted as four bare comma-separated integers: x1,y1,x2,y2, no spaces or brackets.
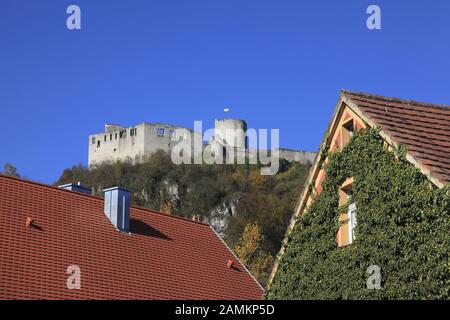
88,119,316,167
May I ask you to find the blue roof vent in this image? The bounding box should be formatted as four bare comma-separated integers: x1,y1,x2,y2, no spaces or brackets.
103,187,130,232
59,182,92,195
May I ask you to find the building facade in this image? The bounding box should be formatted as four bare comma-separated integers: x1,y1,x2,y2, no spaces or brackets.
267,90,450,299
88,123,197,167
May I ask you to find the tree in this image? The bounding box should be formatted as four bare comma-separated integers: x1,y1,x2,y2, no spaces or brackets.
234,223,273,284
160,201,173,215
3,163,20,178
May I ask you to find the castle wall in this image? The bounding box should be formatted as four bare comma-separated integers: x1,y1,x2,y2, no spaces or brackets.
221,147,316,165
277,148,317,164
88,123,147,166
143,124,177,156
88,123,203,167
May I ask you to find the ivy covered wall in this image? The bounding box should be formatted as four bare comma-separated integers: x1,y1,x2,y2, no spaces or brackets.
267,128,449,299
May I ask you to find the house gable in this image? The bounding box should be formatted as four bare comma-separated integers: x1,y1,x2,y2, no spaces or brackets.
268,90,450,288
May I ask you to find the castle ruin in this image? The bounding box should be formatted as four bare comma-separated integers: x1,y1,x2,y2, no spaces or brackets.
88,119,316,167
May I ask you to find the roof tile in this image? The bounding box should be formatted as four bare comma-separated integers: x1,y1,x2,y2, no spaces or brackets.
0,174,263,300
343,91,450,185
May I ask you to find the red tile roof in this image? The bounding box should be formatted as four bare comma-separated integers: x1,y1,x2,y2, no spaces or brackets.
0,174,263,300
342,91,450,186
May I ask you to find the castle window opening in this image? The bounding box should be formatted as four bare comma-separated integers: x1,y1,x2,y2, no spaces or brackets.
91,137,95,145
110,134,113,141
104,135,106,142
97,141,101,148
157,128,165,136
115,133,118,140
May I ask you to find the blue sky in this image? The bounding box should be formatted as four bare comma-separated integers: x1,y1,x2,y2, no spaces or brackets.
1,0,450,183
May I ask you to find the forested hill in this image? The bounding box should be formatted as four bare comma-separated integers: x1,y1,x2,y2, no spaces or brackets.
55,151,311,286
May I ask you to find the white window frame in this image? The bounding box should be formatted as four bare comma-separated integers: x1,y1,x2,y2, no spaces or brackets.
348,202,357,244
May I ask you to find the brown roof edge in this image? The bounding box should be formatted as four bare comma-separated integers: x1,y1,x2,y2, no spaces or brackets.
341,89,450,111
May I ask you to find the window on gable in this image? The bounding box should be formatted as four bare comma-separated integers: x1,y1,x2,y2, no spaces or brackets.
341,119,355,147
337,178,356,247
348,202,357,244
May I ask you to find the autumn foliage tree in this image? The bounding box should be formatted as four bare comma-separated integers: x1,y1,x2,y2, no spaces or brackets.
234,223,273,284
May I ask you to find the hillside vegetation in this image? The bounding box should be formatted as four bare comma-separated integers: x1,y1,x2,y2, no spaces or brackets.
56,151,311,285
